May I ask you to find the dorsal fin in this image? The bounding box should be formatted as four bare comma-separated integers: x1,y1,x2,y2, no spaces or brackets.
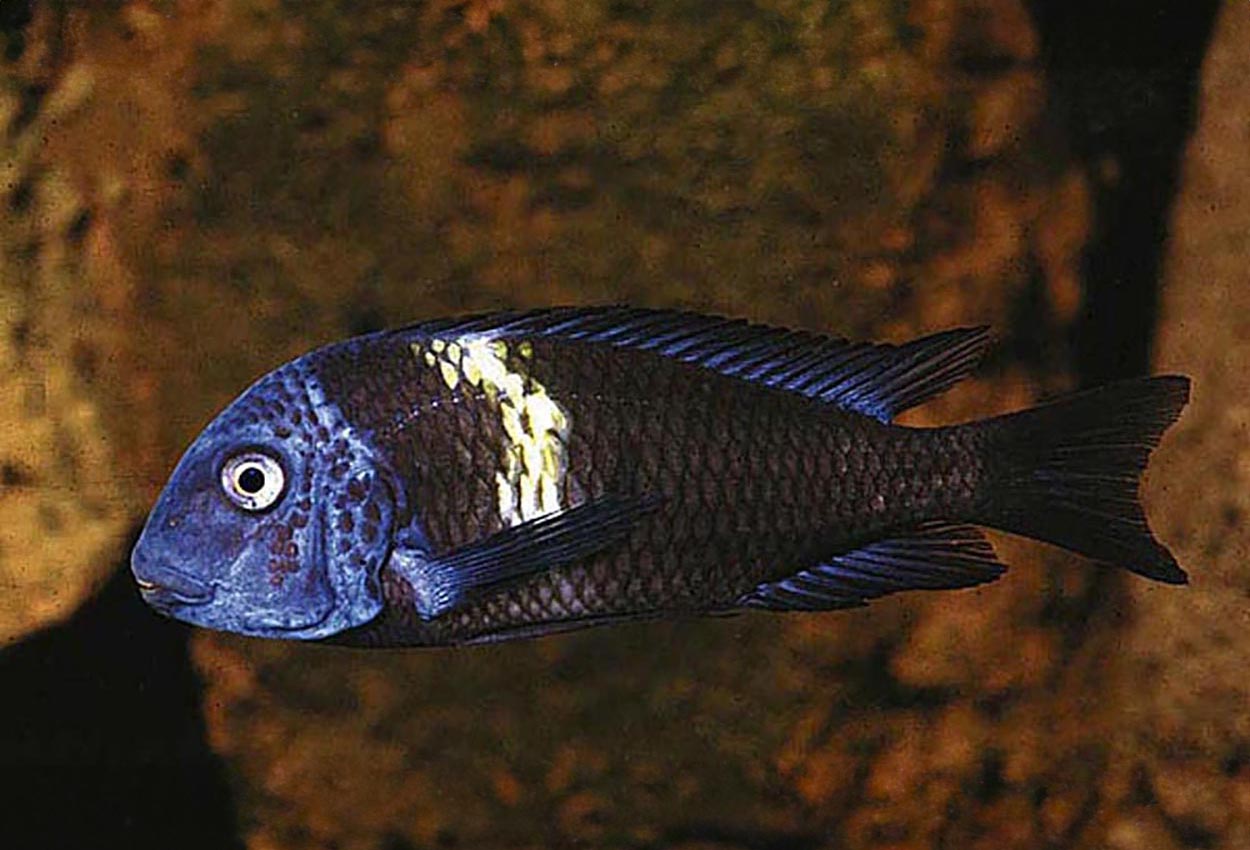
399,307,990,421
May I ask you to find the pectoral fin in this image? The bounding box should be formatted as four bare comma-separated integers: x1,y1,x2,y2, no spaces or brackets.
389,495,658,620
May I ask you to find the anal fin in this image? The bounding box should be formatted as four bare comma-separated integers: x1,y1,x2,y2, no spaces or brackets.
741,523,1006,612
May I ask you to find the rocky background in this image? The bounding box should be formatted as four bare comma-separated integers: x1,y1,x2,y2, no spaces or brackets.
0,1,1243,848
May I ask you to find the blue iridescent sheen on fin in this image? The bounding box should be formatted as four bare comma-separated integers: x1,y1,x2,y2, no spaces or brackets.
390,495,658,620
740,523,1006,611
399,307,990,422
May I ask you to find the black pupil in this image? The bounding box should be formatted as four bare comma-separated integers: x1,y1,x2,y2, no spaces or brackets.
238,466,266,494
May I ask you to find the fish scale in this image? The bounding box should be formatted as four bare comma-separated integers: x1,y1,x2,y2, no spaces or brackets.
313,334,976,645
131,307,1190,646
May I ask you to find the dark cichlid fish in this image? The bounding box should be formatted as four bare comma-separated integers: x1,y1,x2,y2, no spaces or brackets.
131,307,1190,647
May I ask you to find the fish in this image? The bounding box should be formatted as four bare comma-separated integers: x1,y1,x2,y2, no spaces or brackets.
130,307,1191,647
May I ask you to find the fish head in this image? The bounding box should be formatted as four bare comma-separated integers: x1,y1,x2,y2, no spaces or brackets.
131,358,394,640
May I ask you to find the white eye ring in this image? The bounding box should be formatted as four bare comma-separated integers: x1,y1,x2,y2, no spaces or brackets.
220,452,286,512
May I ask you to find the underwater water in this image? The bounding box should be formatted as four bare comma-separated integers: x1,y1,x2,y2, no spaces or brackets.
1,2,1245,849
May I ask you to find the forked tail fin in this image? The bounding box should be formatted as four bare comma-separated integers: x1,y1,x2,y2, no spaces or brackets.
977,375,1190,583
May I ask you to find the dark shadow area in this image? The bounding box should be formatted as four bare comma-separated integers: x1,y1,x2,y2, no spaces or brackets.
1029,0,1222,383
0,0,33,61
0,535,242,850
660,824,825,850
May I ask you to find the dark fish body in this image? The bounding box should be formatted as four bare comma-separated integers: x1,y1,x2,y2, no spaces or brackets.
315,335,976,645
130,308,1190,647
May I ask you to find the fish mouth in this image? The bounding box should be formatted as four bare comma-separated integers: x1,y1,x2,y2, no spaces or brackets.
133,567,215,606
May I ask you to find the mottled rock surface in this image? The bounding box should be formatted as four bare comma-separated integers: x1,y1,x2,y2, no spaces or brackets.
1,0,1239,848
1114,3,1250,847
0,56,135,644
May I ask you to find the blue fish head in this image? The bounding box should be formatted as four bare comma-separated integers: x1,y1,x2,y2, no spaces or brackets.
131,359,394,640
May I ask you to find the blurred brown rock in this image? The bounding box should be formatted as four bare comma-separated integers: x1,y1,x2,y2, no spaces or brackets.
1104,809,1185,850
1114,3,1250,848
0,54,136,644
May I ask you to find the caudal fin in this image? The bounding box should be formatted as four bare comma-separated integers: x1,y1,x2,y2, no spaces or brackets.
978,375,1190,583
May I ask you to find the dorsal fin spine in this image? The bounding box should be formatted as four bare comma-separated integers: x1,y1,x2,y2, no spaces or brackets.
397,307,991,421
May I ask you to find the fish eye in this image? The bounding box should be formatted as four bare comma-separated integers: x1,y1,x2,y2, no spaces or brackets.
220,451,286,512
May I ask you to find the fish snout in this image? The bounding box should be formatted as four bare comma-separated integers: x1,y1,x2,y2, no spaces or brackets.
131,550,215,606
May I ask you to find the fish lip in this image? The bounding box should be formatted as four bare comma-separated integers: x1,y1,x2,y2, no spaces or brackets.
132,562,216,605
138,579,216,606
140,583,216,606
